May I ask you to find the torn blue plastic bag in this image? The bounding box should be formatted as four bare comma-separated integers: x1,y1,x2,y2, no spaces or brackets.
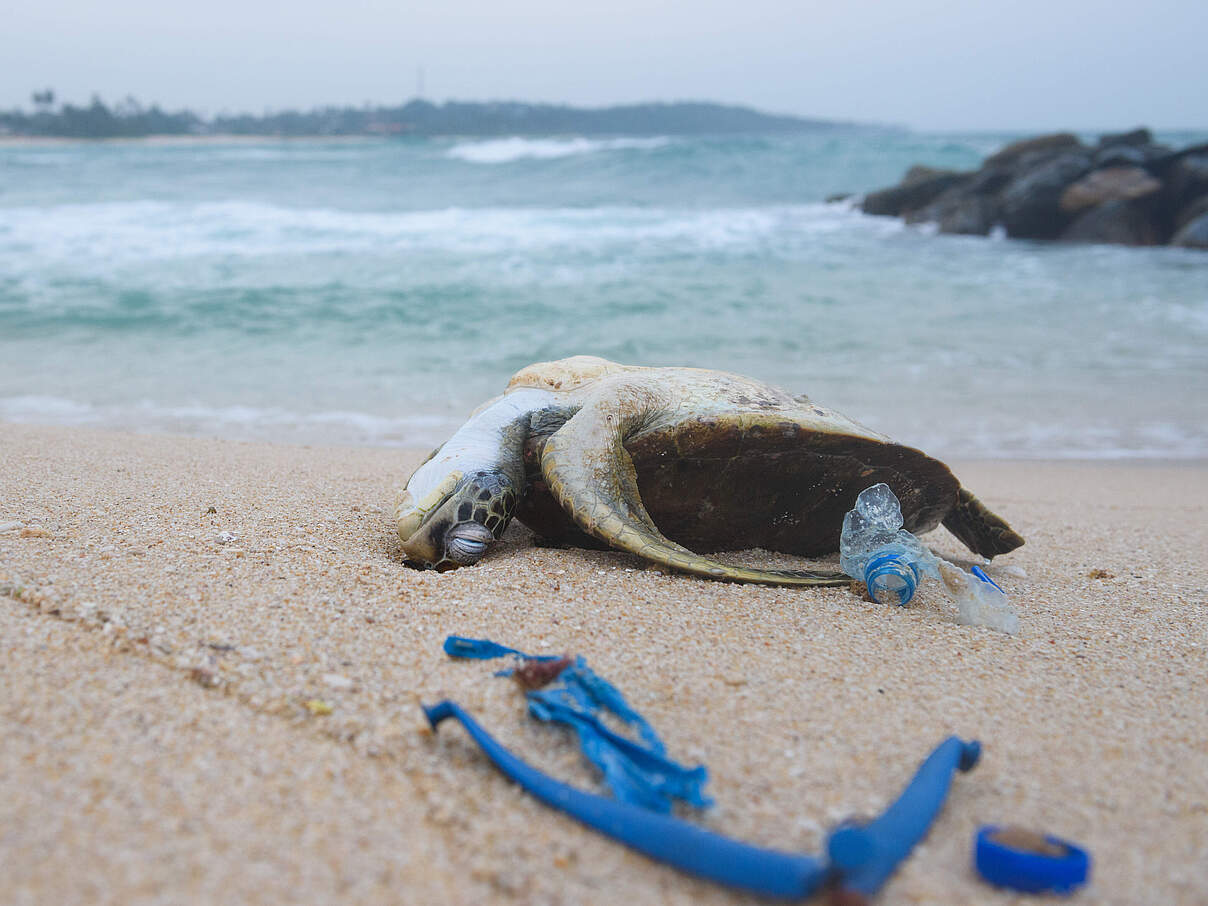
442,635,709,812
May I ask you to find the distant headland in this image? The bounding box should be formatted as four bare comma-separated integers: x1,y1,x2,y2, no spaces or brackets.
0,92,874,139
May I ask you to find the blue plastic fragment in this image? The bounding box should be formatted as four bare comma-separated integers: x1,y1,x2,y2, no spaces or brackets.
443,636,701,810
975,826,1090,894
424,699,980,900
540,657,664,753
423,700,829,899
970,565,1005,594
827,737,981,899
443,635,563,661
527,692,712,811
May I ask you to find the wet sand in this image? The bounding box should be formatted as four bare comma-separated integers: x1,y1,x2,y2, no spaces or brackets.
1,422,1204,904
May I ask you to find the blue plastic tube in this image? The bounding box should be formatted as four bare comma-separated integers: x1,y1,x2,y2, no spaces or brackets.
423,700,830,899
425,700,980,900
442,635,563,661
827,737,982,899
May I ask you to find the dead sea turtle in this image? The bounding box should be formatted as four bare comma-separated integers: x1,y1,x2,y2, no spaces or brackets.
396,356,1023,585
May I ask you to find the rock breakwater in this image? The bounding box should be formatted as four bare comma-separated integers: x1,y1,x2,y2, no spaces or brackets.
855,129,1208,249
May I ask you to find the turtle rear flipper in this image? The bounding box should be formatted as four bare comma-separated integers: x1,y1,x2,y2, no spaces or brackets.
540,405,848,588
942,488,1024,559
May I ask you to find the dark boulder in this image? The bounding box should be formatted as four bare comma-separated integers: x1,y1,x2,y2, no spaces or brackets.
1148,143,1208,179
1155,152,1208,232
1093,144,1146,168
1171,212,1208,249
1060,199,1162,246
902,165,1014,235
1096,128,1152,148
906,188,1000,235
1000,152,1093,238
983,133,1084,169
1059,166,1162,214
1092,142,1172,171
1164,153,1208,205
937,195,1000,236
1174,194,1208,232
860,169,969,217
961,166,1015,196
847,129,1208,250
901,164,954,185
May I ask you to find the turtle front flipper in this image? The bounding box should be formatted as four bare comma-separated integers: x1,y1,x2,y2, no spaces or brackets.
540,406,848,588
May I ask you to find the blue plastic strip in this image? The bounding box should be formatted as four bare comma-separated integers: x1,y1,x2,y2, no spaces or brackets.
423,700,829,899
827,737,981,898
527,694,712,811
444,637,700,809
970,565,1005,594
541,659,665,753
443,635,563,662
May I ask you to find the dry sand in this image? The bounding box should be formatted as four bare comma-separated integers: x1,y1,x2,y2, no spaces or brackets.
1,422,1205,905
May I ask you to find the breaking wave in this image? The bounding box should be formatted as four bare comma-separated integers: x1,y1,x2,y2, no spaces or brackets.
445,136,670,163
0,199,889,269
0,395,461,448
3,393,1205,458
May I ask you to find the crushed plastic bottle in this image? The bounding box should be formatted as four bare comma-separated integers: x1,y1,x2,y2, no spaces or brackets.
840,484,1020,634
839,484,935,606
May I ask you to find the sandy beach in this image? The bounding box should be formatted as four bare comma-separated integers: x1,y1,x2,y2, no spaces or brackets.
1,422,1205,904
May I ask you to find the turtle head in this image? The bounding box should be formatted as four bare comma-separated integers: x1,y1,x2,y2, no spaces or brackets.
396,468,519,570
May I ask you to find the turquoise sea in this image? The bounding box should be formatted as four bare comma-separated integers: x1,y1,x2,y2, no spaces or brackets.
2,131,1206,458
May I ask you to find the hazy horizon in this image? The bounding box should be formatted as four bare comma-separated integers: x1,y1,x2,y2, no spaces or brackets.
5,0,1207,133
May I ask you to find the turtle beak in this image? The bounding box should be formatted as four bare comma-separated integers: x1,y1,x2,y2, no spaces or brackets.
445,521,494,564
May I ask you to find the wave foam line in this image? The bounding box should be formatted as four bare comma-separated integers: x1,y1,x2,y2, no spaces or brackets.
0,395,460,448
445,136,670,163
0,201,888,267
2,395,1206,459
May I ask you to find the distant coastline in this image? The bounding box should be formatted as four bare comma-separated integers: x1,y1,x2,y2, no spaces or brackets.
0,95,879,140
0,133,384,147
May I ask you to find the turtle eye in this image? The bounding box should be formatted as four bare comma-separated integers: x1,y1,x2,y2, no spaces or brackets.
445,522,494,565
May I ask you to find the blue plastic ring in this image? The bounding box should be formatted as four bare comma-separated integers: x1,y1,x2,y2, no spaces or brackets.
975,825,1090,894
864,551,921,607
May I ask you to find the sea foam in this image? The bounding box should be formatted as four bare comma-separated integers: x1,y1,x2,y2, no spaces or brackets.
445,136,669,163
0,395,460,447
0,200,881,270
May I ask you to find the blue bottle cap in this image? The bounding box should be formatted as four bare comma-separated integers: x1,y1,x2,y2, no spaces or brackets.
974,825,1090,894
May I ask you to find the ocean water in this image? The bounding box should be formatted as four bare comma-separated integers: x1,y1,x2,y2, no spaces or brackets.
1,131,1206,458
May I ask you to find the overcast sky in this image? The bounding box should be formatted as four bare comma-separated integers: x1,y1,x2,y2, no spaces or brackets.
4,0,1206,131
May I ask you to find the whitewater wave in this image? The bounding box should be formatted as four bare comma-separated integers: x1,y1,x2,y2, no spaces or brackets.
3,393,1205,459
0,395,460,448
445,136,670,163
0,200,894,270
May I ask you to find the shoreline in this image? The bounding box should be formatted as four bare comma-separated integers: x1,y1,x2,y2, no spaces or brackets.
0,133,397,147
2,418,1206,467
1,421,1205,904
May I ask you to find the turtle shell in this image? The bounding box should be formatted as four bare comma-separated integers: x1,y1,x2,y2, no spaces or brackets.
518,411,958,557
624,414,957,556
